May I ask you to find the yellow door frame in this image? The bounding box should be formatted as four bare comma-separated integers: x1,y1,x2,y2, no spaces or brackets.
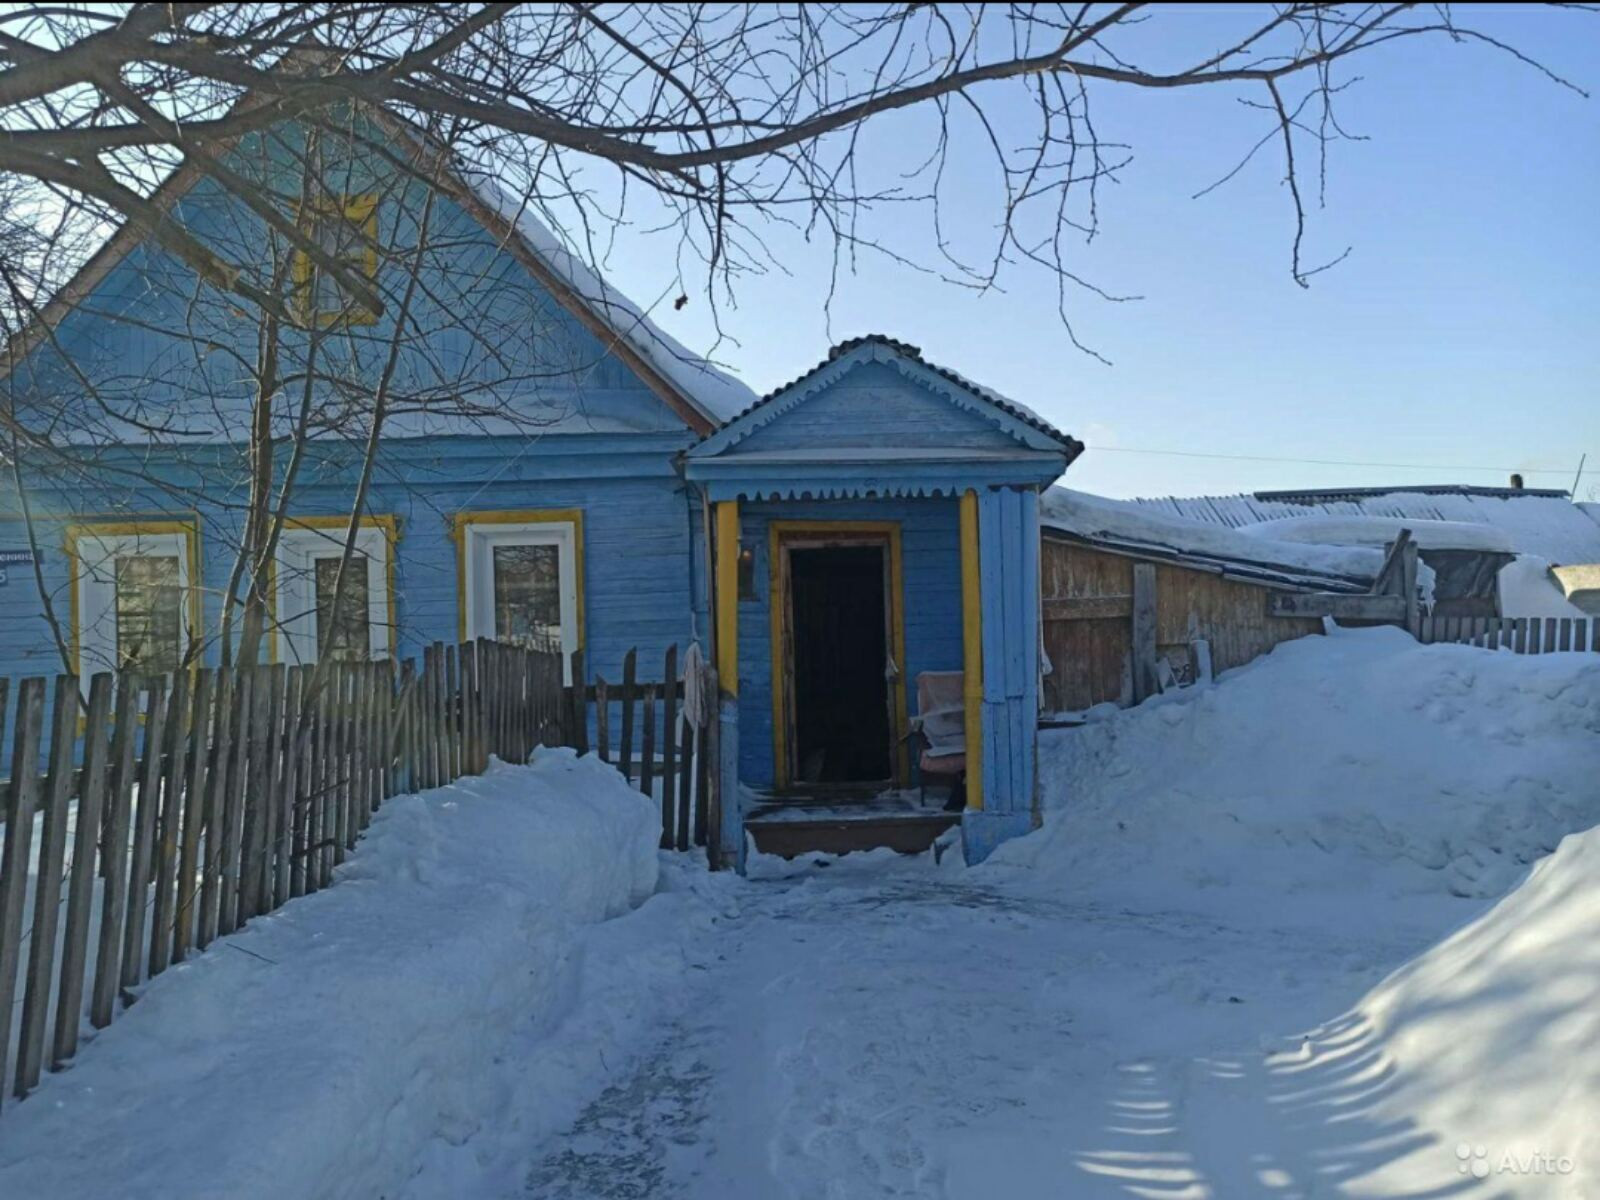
959,490,984,811
768,520,909,791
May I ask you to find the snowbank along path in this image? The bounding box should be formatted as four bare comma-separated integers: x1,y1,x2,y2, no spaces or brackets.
409,629,1600,1199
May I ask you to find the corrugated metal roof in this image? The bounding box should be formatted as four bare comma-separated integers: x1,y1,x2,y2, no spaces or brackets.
1125,487,1600,565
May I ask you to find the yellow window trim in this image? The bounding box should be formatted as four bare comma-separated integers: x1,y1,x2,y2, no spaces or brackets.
450,509,586,653
767,519,909,791
266,514,400,664
63,517,203,680
291,192,379,328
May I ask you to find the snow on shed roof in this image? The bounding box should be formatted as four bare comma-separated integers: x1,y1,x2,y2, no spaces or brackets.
1241,515,1517,554
1126,486,1600,566
1040,487,1384,591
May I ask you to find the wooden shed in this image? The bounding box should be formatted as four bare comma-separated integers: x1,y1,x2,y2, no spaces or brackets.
1039,491,1378,712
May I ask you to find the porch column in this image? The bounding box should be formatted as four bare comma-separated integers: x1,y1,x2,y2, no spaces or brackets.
712,500,744,869
959,490,985,811
962,486,1040,863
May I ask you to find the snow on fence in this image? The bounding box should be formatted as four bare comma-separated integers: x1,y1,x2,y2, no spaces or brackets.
0,639,570,1116
1418,614,1598,653
579,645,718,859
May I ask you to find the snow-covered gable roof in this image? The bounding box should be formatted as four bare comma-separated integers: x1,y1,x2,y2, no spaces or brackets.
1126,485,1600,566
453,168,755,427
2,104,757,440
691,334,1082,458
1041,487,1386,592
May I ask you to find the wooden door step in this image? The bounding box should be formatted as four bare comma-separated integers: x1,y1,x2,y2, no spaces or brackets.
744,802,959,858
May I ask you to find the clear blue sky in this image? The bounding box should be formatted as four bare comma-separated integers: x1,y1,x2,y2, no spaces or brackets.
604,6,1598,500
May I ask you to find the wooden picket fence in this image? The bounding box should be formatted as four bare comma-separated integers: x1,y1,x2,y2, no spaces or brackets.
1418,614,1599,653
569,644,717,855
0,638,565,1115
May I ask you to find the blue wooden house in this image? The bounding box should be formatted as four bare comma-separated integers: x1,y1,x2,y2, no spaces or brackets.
0,106,1081,867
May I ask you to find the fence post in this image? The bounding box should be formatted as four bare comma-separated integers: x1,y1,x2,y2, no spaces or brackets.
53,673,113,1068
661,645,678,850
218,671,254,936
570,650,587,755
277,667,304,907
149,669,191,977
92,676,141,1026
0,677,44,1110
120,677,167,987
704,666,722,871
17,675,79,1097
238,669,271,923
258,664,286,915
619,648,637,778
173,668,212,962
640,683,657,809
459,643,478,775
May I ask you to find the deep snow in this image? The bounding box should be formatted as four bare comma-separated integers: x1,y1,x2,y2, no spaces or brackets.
3,629,1597,1199
0,751,660,1200
418,628,1600,1199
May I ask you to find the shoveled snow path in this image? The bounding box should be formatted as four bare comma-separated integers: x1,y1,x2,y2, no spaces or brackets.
488,855,1454,1200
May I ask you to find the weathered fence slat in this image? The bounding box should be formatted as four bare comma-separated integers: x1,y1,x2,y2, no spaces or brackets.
275,667,302,909
661,645,678,851
459,644,478,778
91,677,140,1028
17,676,79,1096
149,669,191,978
259,666,284,911
217,671,254,936
619,648,637,780
640,684,657,804
0,678,43,1109
677,717,694,852
197,672,234,947
53,674,112,1068
1,638,591,1110
120,677,167,989
173,668,212,962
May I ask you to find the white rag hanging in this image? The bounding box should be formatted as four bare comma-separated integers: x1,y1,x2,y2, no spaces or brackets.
682,641,711,728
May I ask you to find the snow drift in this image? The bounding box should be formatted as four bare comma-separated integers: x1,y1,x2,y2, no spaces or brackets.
994,627,1600,923
0,751,660,1200
988,627,1600,1195
1295,825,1600,1196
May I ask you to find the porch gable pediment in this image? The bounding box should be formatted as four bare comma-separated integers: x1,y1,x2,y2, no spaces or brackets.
687,336,1081,460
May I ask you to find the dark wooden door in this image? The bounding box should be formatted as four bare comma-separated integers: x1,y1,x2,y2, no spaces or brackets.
789,544,891,783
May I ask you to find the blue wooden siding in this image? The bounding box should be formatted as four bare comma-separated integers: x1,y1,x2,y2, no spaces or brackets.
730,360,1022,454
0,111,711,699
10,115,689,439
731,496,964,788
0,434,698,687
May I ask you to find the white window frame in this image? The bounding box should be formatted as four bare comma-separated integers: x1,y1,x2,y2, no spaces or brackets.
274,523,392,665
71,525,196,679
460,516,581,684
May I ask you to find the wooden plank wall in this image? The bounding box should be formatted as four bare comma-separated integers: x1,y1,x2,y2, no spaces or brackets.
1041,538,1322,711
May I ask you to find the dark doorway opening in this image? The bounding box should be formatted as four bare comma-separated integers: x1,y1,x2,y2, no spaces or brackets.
789,544,892,783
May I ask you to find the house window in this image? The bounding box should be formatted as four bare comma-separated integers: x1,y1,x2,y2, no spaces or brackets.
69,523,197,679
275,520,394,664
459,512,583,682
314,556,372,661
292,193,378,327
115,556,183,673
